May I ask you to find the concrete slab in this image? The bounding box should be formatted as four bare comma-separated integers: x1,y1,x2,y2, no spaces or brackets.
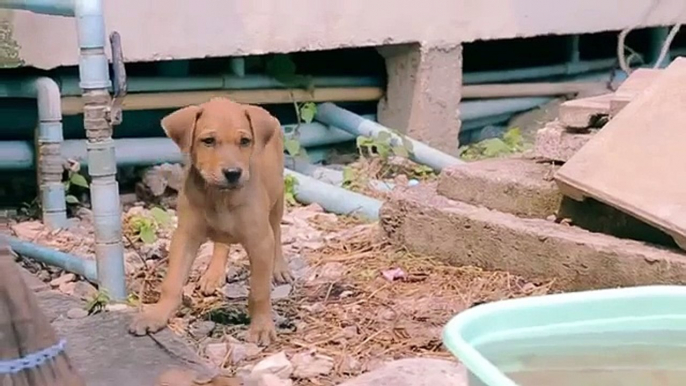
337,358,467,386
556,58,686,251
609,68,662,118
436,157,677,247
532,121,595,163
437,157,561,218
37,291,215,386
380,184,686,291
558,93,613,129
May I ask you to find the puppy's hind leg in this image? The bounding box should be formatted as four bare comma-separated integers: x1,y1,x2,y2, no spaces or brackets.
198,242,230,295
270,196,292,284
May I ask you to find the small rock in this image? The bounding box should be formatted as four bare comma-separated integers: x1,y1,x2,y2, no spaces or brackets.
58,281,76,295
340,355,361,374
226,266,242,282
72,281,98,301
11,221,44,240
253,374,293,386
205,342,229,367
250,351,293,379
235,365,253,383
190,321,216,338
301,303,325,314
38,270,51,282
105,303,130,312
546,214,556,222
342,326,358,339
66,307,89,319
228,341,262,364
223,282,249,299
291,350,334,379
271,284,292,300
50,273,75,288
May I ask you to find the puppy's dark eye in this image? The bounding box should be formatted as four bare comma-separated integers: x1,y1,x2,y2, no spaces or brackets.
240,138,251,147
201,137,215,146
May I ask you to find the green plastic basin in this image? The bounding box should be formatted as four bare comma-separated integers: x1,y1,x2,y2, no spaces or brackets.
442,285,686,386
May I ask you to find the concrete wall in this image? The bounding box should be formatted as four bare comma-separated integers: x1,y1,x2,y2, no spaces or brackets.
5,0,686,69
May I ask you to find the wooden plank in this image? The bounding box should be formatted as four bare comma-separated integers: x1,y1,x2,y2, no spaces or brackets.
609,68,663,118
60,87,384,116
555,58,686,251
558,93,613,130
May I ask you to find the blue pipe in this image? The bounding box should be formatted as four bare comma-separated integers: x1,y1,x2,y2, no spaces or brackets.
0,234,98,282
462,58,617,85
315,103,464,171
54,74,383,97
0,0,75,16
459,97,553,121
75,0,126,301
284,169,382,220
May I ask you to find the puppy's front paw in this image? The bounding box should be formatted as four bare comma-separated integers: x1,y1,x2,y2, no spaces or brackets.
272,264,293,284
197,269,226,296
128,308,169,336
247,317,277,346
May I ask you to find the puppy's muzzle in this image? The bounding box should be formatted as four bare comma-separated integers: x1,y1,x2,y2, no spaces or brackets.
222,168,243,187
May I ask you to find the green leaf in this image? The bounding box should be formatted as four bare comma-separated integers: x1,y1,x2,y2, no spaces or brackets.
63,181,71,191
295,146,310,162
356,136,372,148
480,138,511,158
65,195,79,204
139,226,156,244
376,143,391,159
342,166,356,184
376,131,391,143
299,102,317,124
70,173,89,188
284,139,301,156
392,145,410,158
149,207,171,226
502,127,523,148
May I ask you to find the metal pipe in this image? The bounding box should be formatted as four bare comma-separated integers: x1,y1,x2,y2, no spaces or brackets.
462,58,617,85
34,77,68,229
284,169,382,220
459,97,553,121
0,0,75,16
55,74,383,97
315,103,464,172
0,234,97,282
75,0,126,301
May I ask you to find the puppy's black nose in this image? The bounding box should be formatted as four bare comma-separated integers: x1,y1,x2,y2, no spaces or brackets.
223,168,242,184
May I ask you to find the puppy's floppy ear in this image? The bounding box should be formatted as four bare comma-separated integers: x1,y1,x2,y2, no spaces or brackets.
244,105,280,150
161,105,203,153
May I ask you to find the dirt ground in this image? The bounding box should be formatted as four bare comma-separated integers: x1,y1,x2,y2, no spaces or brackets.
11,192,552,385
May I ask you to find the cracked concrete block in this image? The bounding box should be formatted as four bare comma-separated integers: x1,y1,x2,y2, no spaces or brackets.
380,184,686,291
558,93,613,129
533,121,595,163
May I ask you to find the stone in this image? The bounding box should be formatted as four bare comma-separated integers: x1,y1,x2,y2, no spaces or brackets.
50,273,76,288
338,358,467,386
252,374,292,386
377,43,462,154
72,281,99,301
228,341,262,364
271,284,292,300
223,282,249,299
66,307,89,319
105,303,131,312
250,352,293,380
58,281,76,295
340,355,362,374
291,350,334,379
558,93,613,129
533,120,595,163
205,342,229,367
190,321,216,338
380,183,686,291
11,220,45,240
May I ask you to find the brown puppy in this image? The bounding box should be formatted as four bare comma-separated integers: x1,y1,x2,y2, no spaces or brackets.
129,97,291,345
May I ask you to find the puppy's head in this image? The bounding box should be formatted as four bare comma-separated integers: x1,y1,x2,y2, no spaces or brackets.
161,98,279,190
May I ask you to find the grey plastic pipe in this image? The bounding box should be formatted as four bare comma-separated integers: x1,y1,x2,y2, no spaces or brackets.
284,169,382,220
0,0,75,15
0,234,98,283
315,103,464,172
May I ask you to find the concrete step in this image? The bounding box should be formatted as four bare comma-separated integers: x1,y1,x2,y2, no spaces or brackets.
380,183,686,291
533,120,595,163
436,157,676,247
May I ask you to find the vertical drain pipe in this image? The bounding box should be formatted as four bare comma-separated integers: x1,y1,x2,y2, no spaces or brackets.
75,0,126,300
34,77,67,229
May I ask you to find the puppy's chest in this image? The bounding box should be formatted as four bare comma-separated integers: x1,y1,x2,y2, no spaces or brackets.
203,209,240,240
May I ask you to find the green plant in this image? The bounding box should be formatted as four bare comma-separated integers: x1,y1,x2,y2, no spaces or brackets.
126,206,172,244
356,130,414,160
63,166,89,205
458,127,525,161
284,174,298,206
85,289,110,315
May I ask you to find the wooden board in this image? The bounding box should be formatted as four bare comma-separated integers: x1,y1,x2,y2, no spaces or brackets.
555,58,686,251
609,68,663,118
558,93,613,130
